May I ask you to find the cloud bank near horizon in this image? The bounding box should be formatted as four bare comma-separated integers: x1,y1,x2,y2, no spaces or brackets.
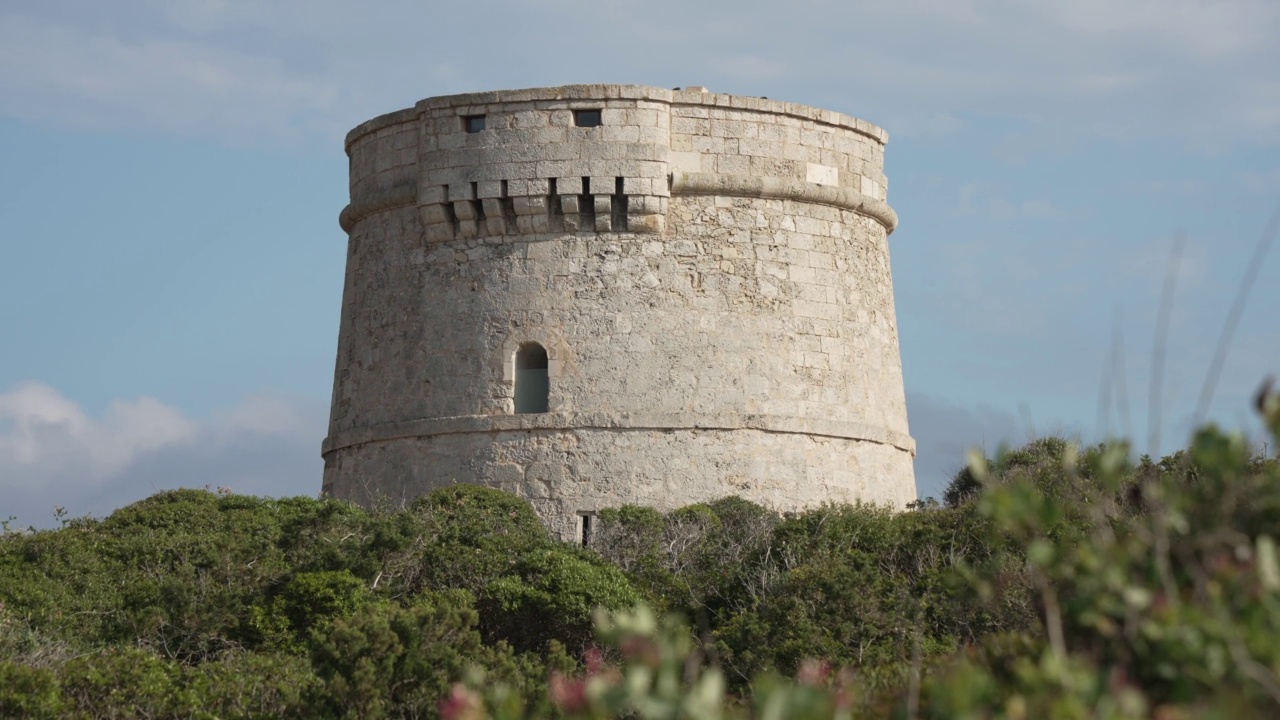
0,380,1032,525
3,379,1272,526
0,381,326,527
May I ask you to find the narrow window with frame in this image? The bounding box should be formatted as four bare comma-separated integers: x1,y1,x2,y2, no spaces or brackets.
514,343,549,414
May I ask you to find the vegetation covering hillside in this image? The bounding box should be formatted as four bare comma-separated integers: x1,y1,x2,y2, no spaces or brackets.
2,385,1278,719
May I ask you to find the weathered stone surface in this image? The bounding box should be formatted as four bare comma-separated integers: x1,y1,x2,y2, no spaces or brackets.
324,84,916,542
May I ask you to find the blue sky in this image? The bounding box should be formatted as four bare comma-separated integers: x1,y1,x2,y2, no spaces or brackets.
2,0,1277,525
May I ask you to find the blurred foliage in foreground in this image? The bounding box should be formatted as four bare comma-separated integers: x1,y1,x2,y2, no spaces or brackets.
2,382,1278,718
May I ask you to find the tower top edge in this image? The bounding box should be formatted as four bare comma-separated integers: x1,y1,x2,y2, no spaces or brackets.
344,84,888,151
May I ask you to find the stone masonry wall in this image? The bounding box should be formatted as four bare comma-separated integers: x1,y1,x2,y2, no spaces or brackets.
324,85,915,541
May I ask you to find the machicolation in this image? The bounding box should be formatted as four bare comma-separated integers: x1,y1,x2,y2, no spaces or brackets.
322,84,917,542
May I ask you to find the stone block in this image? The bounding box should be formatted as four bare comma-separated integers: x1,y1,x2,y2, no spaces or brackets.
425,223,454,243
628,213,664,234
628,195,660,215
671,105,710,118
636,127,668,144
673,89,710,104
602,125,641,143
715,154,750,175
560,195,581,231
690,135,727,153
557,177,584,195
418,185,446,205
566,127,602,143
670,151,702,174
622,177,650,194
420,203,451,225
626,109,660,127
448,183,475,202
452,199,478,221
535,161,573,178
671,116,709,135
482,199,507,234
806,163,839,186
512,195,546,216
512,110,548,128
593,195,612,232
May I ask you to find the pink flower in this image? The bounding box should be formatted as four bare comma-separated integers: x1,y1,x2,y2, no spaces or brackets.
439,683,484,720
797,658,832,686
550,672,589,714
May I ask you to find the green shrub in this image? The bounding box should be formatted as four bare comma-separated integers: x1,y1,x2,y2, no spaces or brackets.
0,662,65,719
308,589,517,719
196,652,317,719
58,646,201,719
478,547,640,653
252,569,376,651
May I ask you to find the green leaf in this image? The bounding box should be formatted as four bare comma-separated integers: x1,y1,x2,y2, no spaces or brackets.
1257,535,1280,592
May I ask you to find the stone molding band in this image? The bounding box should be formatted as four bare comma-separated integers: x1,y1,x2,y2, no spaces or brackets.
339,174,898,234
338,182,417,232
669,171,898,233
322,412,916,457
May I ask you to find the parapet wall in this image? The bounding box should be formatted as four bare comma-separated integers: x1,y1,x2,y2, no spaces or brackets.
340,85,895,241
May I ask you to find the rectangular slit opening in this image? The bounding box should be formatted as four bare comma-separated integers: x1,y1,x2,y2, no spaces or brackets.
548,177,563,232
470,181,485,223
580,513,593,547
611,176,628,231
443,202,460,238
579,176,594,231
500,180,517,233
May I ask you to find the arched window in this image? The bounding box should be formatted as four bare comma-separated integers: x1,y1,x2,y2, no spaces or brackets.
514,343,549,414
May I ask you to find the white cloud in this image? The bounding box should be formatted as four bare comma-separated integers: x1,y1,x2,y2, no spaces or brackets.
0,381,198,480
0,382,324,527
214,394,322,438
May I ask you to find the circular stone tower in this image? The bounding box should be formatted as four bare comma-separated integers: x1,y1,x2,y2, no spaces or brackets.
322,85,916,541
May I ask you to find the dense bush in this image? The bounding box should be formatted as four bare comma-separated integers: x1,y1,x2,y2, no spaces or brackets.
0,484,632,718
1,384,1278,717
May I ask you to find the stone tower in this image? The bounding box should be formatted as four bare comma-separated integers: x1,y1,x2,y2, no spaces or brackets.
322,84,916,541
